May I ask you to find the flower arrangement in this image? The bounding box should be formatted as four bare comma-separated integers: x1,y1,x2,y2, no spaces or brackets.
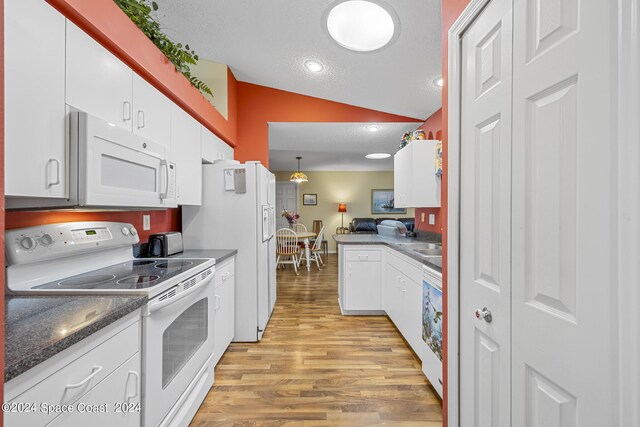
281,209,300,226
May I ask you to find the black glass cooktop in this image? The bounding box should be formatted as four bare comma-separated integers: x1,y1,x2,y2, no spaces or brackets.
34,258,208,291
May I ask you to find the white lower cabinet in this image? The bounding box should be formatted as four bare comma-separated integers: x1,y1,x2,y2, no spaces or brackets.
47,354,141,427
4,312,141,427
213,257,236,367
339,247,383,313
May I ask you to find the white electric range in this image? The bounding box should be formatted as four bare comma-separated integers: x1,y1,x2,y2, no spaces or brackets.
5,221,217,427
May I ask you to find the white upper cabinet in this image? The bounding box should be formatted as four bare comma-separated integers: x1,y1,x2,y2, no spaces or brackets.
394,140,441,208
201,126,234,163
132,74,171,148
66,22,133,131
170,103,202,205
5,0,66,198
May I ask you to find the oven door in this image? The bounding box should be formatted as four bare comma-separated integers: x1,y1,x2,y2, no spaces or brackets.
142,274,215,427
76,111,174,208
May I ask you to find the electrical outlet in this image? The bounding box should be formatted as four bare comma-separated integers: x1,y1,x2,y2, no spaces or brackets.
143,215,151,231
421,212,426,222
429,214,436,225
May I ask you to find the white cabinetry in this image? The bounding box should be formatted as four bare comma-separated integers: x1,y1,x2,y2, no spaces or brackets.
5,0,67,198
4,312,141,427
394,140,441,208
66,22,133,131
339,247,384,313
213,257,236,366
201,126,233,163
385,250,425,359
170,103,202,205
132,74,171,148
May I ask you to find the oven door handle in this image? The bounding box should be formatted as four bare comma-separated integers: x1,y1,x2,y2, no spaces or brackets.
146,273,214,315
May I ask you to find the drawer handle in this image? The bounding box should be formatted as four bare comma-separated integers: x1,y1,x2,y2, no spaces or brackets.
358,255,369,260
123,101,131,121
126,371,140,403
66,365,103,389
48,158,61,187
215,294,221,310
137,110,145,129
221,272,231,281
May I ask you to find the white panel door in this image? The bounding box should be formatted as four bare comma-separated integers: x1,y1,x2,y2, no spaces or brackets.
511,0,616,424
5,0,67,198
66,22,133,131
459,0,512,425
275,182,298,229
132,74,171,148
170,103,202,205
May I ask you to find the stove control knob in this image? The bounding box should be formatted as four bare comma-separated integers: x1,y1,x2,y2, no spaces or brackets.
129,227,137,236
19,236,36,251
121,227,130,236
40,233,55,247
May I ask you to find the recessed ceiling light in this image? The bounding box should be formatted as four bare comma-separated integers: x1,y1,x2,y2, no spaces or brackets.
434,76,444,87
367,125,380,132
366,153,391,159
326,1,398,52
304,60,324,73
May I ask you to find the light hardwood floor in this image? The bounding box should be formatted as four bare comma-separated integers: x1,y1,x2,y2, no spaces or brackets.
191,255,443,426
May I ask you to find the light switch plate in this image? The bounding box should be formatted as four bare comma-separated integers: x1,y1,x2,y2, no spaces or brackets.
429,214,436,225
143,215,151,231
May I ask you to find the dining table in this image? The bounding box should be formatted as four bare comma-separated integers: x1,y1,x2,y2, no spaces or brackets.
277,231,317,271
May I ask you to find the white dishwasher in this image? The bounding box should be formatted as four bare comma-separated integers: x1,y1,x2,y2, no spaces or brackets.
421,265,443,397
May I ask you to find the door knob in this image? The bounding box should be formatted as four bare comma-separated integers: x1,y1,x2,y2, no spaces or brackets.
475,307,492,323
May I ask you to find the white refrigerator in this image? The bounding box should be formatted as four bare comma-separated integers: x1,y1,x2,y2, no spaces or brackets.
182,161,277,342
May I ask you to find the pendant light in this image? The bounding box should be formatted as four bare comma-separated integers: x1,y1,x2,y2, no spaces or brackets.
289,156,308,183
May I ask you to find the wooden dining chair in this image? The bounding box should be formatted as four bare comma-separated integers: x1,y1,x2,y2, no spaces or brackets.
293,223,307,233
311,220,328,259
299,226,325,270
276,228,299,275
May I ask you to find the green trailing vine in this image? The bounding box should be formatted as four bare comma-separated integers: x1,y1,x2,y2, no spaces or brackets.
113,0,213,97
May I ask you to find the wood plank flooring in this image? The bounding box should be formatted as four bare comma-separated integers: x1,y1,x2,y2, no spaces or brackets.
191,255,443,426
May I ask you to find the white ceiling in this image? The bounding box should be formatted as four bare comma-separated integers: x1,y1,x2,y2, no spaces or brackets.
154,0,442,119
268,122,422,171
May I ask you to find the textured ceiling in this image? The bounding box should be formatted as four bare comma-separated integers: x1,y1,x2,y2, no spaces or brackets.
268,122,422,171
154,0,442,119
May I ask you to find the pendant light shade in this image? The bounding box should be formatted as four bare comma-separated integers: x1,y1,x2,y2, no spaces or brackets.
290,156,308,183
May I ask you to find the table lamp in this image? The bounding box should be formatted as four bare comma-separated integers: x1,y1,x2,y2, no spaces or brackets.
338,203,347,233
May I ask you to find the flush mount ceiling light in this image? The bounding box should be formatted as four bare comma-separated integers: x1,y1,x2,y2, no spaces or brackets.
365,153,391,159
290,156,309,183
304,60,324,73
325,0,399,52
367,125,380,132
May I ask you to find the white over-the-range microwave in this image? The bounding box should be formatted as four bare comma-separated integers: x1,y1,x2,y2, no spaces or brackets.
7,110,177,210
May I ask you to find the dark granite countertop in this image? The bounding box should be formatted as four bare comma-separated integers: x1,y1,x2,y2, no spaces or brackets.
333,234,442,273
168,249,237,264
5,295,147,382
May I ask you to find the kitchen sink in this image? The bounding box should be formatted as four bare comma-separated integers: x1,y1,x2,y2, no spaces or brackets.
414,247,443,256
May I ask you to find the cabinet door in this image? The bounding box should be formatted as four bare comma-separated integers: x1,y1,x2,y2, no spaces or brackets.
5,0,66,198
214,275,235,366
170,104,202,205
345,261,381,310
384,263,402,325
201,126,233,163
48,354,141,427
393,151,409,207
132,74,171,148
66,22,133,131
402,277,424,358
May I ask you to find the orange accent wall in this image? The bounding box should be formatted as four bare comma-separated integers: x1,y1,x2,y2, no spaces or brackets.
46,0,238,147
441,1,472,425
415,108,443,234
235,82,422,166
1,0,5,415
